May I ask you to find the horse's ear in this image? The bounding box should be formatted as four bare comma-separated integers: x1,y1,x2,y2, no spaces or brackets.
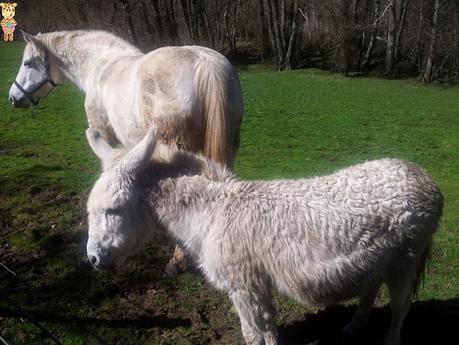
21,30,41,48
121,126,158,175
86,128,115,162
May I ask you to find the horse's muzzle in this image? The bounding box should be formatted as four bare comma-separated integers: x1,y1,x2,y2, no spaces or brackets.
9,94,34,108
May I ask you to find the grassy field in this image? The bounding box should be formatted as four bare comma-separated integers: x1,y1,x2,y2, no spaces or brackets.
1,41,458,345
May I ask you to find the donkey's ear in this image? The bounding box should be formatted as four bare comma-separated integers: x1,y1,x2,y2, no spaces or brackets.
121,126,158,175
86,128,115,162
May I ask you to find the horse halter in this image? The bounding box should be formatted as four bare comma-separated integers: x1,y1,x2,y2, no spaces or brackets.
13,52,57,106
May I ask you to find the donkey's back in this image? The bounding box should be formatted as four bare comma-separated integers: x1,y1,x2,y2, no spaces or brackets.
211,159,442,294
266,160,439,300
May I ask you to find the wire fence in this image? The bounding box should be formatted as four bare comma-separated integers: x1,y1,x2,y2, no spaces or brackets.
0,260,64,345
0,258,166,345
0,335,11,345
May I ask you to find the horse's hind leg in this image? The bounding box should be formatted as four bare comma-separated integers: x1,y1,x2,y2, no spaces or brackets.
384,267,416,345
343,280,382,337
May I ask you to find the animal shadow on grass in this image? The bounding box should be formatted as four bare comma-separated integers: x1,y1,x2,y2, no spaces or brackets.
278,299,459,345
0,235,191,339
0,305,191,330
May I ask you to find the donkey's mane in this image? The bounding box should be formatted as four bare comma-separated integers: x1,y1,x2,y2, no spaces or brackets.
151,149,236,183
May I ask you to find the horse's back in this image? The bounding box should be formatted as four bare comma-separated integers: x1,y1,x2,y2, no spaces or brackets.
137,46,243,159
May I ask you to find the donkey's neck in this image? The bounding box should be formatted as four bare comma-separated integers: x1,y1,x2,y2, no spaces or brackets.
150,173,225,258
41,31,142,92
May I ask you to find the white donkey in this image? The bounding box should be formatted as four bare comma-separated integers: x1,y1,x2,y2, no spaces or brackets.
85,127,442,345
9,30,243,273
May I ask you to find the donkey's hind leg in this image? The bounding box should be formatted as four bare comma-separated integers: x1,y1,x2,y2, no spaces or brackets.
229,288,278,345
343,280,382,337
384,267,417,345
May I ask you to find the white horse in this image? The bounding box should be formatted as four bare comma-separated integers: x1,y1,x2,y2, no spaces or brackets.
8,30,243,166
85,127,443,345
9,30,243,273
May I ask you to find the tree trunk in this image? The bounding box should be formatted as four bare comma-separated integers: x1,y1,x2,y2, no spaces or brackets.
259,0,272,59
423,0,441,83
180,0,197,43
338,0,352,73
283,0,299,70
385,0,396,78
224,0,239,53
262,0,283,66
394,0,409,64
270,0,286,66
147,0,164,44
361,0,381,70
280,0,286,48
261,0,277,55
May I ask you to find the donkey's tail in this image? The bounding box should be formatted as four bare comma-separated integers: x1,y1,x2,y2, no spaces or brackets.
194,55,242,167
412,242,432,298
412,193,443,298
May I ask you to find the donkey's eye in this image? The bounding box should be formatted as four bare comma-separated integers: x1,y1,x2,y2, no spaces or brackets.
105,208,120,215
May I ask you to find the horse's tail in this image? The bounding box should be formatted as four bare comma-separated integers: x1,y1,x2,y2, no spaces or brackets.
194,56,242,167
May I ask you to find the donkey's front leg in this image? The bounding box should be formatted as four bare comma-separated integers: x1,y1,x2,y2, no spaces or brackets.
229,288,278,345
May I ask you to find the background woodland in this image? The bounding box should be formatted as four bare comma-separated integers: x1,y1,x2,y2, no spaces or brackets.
16,0,459,83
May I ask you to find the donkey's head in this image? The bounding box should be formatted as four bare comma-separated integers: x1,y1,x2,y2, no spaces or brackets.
9,31,57,108
86,128,158,270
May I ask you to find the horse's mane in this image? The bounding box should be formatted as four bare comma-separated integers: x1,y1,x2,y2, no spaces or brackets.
39,30,141,54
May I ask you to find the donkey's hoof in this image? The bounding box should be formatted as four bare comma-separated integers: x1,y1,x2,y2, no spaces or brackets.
342,322,364,338
165,261,178,277
384,336,401,345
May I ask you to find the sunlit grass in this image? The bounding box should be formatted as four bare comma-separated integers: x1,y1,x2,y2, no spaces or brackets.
1,41,458,344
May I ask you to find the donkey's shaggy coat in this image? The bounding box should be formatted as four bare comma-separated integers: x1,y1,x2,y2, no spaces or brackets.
86,129,443,345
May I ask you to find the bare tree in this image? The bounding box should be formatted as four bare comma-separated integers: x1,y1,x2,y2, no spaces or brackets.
385,0,396,77
361,0,383,70
224,0,241,54
394,0,410,63
261,0,300,70
118,0,139,45
422,0,442,83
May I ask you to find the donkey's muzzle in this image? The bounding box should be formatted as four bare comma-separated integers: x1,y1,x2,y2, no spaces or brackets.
87,251,115,271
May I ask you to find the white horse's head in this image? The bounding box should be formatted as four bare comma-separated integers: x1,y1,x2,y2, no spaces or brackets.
9,31,58,108
86,128,158,270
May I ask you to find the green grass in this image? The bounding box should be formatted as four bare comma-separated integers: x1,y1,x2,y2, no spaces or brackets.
1,41,458,344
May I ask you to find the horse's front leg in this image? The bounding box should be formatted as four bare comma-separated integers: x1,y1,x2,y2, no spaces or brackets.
229,288,278,345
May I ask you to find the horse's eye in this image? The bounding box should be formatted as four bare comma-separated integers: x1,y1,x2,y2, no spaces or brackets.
23,60,33,67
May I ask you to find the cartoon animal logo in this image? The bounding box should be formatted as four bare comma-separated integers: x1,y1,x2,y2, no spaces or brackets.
1,2,17,42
